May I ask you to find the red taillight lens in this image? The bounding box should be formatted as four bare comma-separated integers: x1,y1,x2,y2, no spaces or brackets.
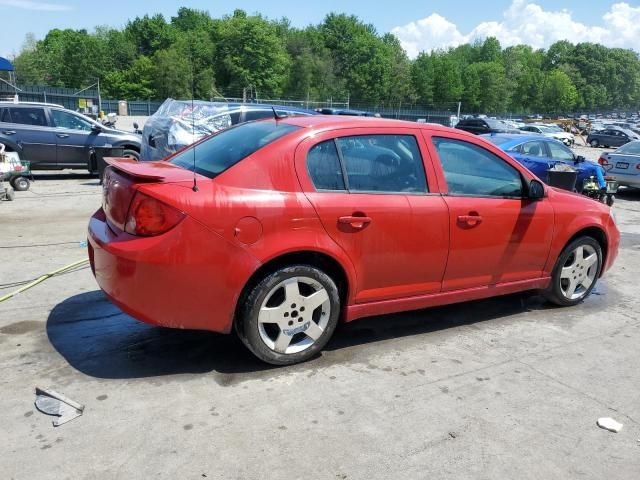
124,191,185,237
598,156,607,166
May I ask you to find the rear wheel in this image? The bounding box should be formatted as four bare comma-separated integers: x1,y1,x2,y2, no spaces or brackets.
544,237,602,306
237,265,340,365
122,149,139,160
590,139,599,147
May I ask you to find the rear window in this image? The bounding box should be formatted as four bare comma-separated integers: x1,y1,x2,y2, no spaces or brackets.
483,135,514,146
168,120,300,179
617,141,640,155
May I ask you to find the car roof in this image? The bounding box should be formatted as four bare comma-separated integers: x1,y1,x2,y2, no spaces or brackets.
282,115,457,133
480,133,552,148
0,101,64,108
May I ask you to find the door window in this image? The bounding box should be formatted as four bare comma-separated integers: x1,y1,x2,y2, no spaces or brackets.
0,108,9,122
8,107,47,126
547,141,574,161
50,110,93,131
306,140,346,191
433,137,523,198
518,141,547,157
335,135,428,193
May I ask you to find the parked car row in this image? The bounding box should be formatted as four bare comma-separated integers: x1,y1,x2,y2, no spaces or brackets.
0,102,141,172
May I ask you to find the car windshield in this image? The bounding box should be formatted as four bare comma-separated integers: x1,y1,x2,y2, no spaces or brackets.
483,135,514,146
168,120,300,178
617,141,640,155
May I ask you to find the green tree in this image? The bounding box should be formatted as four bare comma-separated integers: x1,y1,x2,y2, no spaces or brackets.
541,69,578,112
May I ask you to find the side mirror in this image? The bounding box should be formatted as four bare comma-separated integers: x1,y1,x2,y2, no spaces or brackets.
575,155,586,163
528,179,545,200
133,122,139,129
91,124,102,133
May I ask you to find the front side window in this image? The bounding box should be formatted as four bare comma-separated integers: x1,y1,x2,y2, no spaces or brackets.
335,135,428,193
8,107,47,127
547,141,574,161
306,140,346,191
433,137,523,198
51,110,93,131
169,120,300,179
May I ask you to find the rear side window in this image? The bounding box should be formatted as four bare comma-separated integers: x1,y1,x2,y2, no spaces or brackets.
8,107,47,126
169,120,300,179
307,140,346,191
243,110,271,122
0,108,9,122
433,137,523,198
336,135,428,193
518,141,547,157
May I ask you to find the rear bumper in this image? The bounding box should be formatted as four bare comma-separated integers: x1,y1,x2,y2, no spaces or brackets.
606,173,640,188
88,208,260,333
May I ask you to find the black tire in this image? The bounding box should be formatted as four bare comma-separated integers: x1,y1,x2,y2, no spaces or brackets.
122,149,140,160
544,236,602,306
237,265,341,365
607,195,615,207
590,139,599,147
10,176,29,191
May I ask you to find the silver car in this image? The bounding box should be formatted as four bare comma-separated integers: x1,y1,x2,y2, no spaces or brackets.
599,141,640,188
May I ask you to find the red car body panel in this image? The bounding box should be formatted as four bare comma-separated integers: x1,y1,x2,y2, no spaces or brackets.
88,116,619,335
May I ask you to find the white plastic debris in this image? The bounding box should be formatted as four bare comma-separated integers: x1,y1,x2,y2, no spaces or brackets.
34,387,84,426
597,417,623,433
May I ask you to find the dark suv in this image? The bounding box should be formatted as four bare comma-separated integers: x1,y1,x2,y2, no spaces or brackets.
0,102,141,171
455,118,520,135
586,128,640,148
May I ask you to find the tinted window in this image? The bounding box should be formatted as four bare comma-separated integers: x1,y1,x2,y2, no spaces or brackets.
518,141,547,157
307,140,346,191
51,110,93,131
8,107,47,127
0,108,9,123
433,137,523,197
169,120,300,179
335,135,427,193
243,110,272,122
547,141,574,161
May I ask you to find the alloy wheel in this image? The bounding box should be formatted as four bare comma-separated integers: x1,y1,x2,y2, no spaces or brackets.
559,244,598,300
257,276,331,355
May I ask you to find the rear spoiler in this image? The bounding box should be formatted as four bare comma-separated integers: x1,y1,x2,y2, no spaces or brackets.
104,157,194,181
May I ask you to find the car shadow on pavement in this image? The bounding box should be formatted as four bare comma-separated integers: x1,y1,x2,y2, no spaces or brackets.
47,289,556,381
616,187,640,201
31,172,97,181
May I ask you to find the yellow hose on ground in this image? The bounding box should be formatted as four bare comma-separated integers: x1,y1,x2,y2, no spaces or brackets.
0,258,89,303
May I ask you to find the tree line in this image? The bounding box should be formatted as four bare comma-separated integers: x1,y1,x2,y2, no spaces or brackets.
11,7,640,113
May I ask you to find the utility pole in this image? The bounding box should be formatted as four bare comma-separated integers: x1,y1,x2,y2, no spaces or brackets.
97,77,102,115
457,101,461,121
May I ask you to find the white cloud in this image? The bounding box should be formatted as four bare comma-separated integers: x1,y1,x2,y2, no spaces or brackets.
0,0,72,11
392,0,640,58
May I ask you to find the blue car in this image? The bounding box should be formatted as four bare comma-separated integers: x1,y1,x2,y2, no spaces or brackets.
483,134,606,191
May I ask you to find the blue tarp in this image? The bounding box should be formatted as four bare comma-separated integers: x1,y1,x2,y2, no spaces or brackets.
0,57,14,72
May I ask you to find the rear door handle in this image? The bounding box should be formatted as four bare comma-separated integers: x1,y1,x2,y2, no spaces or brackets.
56,133,70,138
457,214,483,227
3,130,16,135
338,216,372,229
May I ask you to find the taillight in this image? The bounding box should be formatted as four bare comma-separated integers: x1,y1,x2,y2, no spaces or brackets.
598,156,607,166
124,191,185,237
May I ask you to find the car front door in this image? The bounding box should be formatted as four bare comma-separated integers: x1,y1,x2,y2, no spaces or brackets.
5,107,57,168
424,132,554,291
49,109,97,168
295,128,449,303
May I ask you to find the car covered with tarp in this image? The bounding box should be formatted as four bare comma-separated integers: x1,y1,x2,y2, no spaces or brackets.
141,99,317,160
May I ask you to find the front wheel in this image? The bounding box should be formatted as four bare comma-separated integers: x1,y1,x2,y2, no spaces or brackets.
122,149,140,160
10,176,29,191
544,237,602,306
590,139,599,147
237,265,340,365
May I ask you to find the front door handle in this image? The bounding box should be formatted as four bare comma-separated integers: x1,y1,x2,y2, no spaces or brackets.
3,130,16,135
457,214,483,227
338,215,372,229
56,133,70,138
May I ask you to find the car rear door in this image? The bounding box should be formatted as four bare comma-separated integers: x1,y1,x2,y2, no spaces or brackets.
294,127,449,303
5,106,57,167
423,131,554,290
49,109,96,168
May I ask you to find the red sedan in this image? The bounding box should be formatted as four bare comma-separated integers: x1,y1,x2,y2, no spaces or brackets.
88,116,620,365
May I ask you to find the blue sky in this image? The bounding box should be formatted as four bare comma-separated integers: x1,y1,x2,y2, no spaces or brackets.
0,0,636,58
